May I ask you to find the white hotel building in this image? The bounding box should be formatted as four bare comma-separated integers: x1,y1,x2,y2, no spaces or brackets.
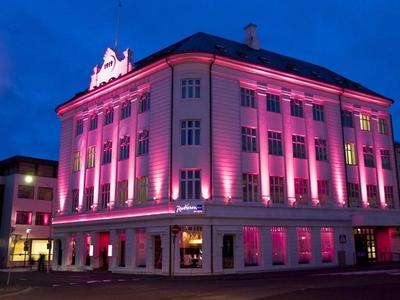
52,25,400,275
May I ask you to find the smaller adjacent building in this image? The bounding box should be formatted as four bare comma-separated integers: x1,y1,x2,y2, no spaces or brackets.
0,156,58,268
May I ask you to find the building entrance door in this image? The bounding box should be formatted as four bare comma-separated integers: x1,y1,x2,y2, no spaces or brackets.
154,235,162,269
354,228,376,263
222,235,234,269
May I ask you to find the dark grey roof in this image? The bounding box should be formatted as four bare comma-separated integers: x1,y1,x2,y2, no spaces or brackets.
57,32,392,110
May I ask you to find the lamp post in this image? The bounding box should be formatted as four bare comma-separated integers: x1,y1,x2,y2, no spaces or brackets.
23,228,31,268
6,227,21,287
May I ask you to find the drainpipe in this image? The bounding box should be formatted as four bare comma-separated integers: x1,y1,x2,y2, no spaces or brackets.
339,88,350,207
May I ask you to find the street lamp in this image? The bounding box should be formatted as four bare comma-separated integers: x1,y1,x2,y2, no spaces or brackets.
23,228,31,268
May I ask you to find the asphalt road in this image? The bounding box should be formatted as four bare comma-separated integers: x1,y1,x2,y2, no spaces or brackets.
1,266,400,299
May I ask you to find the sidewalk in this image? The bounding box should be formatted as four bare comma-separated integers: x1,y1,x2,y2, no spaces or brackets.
0,268,34,273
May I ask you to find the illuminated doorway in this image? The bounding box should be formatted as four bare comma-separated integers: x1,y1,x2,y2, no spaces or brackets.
354,228,376,263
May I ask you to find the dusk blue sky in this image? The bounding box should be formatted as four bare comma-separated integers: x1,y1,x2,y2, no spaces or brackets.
0,0,399,161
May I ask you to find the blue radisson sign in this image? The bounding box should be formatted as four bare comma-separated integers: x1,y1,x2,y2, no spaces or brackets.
175,203,204,214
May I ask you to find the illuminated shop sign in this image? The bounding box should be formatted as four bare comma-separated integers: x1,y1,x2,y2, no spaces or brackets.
175,203,204,214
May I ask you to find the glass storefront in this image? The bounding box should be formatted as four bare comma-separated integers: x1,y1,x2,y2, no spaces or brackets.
180,226,203,268
11,239,52,262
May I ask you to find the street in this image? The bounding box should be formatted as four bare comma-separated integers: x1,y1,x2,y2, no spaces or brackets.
1,265,400,299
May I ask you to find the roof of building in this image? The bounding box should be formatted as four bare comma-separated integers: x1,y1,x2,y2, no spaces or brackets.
0,155,58,167
57,31,393,110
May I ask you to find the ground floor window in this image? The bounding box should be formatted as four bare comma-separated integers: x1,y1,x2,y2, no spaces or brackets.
11,239,52,263
297,227,312,264
136,228,146,268
243,226,260,267
271,227,287,265
321,227,334,263
180,226,203,268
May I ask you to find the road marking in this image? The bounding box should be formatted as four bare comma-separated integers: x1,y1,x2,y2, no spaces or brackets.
102,279,111,282
388,272,400,275
69,282,78,285
87,280,101,284
131,278,140,281
52,284,62,287
117,279,127,282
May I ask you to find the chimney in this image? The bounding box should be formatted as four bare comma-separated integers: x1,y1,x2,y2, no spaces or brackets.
244,23,260,50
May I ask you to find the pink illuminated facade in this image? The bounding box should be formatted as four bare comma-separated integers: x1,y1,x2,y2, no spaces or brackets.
52,26,400,274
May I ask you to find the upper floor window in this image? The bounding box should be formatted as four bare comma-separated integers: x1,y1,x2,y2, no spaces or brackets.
84,186,94,211
117,180,128,207
102,141,112,165
312,104,324,122
317,180,329,205
181,120,200,146
342,110,354,128
37,187,53,201
104,108,114,125
136,176,148,204
292,135,306,159
315,138,328,161
381,149,391,170
100,183,110,209
73,151,80,172
119,135,130,160
240,88,256,108
120,101,131,119
15,211,32,225
295,178,308,205
180,169,201,200
268,131,283,156
366,185,378,208
139,92,150,113
266,93,280,113
270,176,284,204
137,131,149,156
18,185,34,199
242,173,259,202
89,114,98,131
344,143,357,165
76,119,83,136
241,127,257,152
385,186,394,209
87,146,96,168
181,79,200,99
348,182,361,207
363,146,375,168
378,118,388,135
35,212,51,226
290,99,304,118
360,113,371,131
72,189,79,213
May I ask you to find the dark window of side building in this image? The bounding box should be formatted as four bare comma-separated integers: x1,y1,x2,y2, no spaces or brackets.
378,118,388,135
315,138,328,161
385,186,394,208
102,141,112,164
240,88,256,108
35,212,51,226
381,149,391,170
104,108,114,125
366,185,378,208
37,187,53,201
181,120,200,146
180,170,201,200
241,127,257,152
119,135,130,160
37,164,55,177
15,211,32,225
76,119,83,136
89,115,98,131
290,99,304,118
363,146,375,168
18,185,34,199
342,110,353,128
120,101,131,119
270,176,284,204
348,183,361,207
139,92,150,113
312,104,324,122
242,173,259,202
294,178,308,204
137,131,149,156
268,131,283,156
292,135,306,159
181,79,200,99
266,93,280,113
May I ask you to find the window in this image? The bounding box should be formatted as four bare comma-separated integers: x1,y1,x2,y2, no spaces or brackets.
76,119,83,136
37,187,53,201
15,211,32,225
89,114,98,131
102,141,112,165
381,149,391,170
342,110,354,128
363,146,375,168
137,131,149,155
321,227,334,263
104,108,114,125
367,185,378,208
360,113,371,131
72,189,79,212
294,178,308,205
18,185,34,199
312,104,324,121
344,143,357,165
315,138,328,161
241,127,257,152
119,135,130,160
120,101,131,119
290,99,303,117
243,226,260,267
117,180,128,207
268,131,283,156
271,227,287,265
73,151,80,172
348,183,361,207
180,170,201,200
180,226,203,268
378,118,388,134
84,187,94,211
181,79,200,99
240,88,256,108
266,93,280,113
242,173,259,202
292,135,306,159
385,186,394,209
136,176,148,204
35,212,51,226
317,180,329,205
135,228,146,267
297,227,312,264
100,183,110,209
139,92,150,113
181,120,200,146
37,164,55,177
270,176,284,204
87,146,96,168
